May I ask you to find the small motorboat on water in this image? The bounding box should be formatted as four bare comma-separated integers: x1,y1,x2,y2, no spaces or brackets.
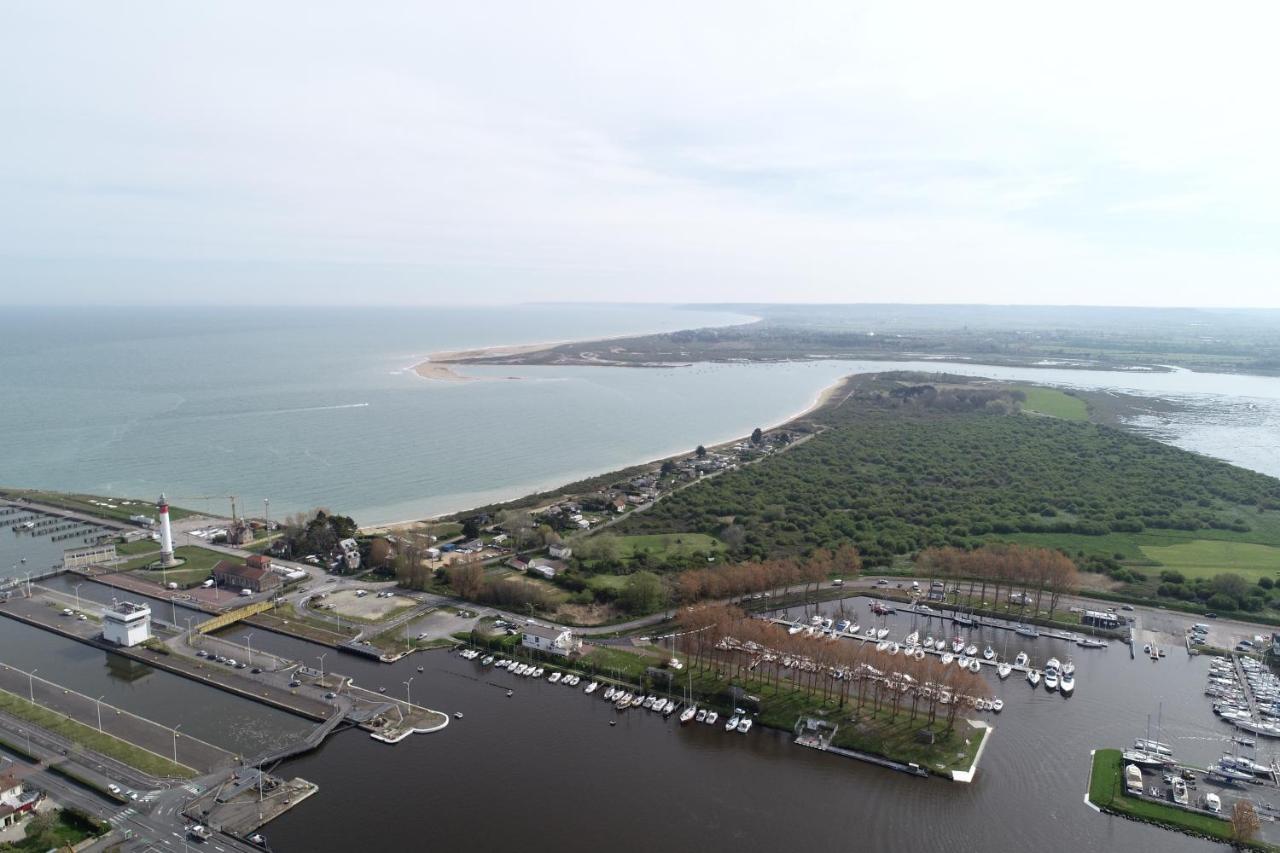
1014,625,1040,638
417,666,424,673
705,711,718,725
1014,652,1029,668
737,717,753,734
965,644,978,657
992,698,1004,712
696,708,707,723
726,713,741,731
548,672,562,684
1060,672,1075,695
941,652,954,665
1027,669,1041,687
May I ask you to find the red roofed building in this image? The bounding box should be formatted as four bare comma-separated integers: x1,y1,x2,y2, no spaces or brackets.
212,560,282,594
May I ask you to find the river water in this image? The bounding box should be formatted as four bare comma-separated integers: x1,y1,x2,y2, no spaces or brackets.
204,604,1240,853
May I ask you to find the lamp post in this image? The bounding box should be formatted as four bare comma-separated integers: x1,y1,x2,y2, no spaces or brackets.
170,596,178,626
403,677,414,709
172,724,182,767
96,695,105,732
73,583,82,613
28,668,37,704
318,653,327,681
244,632,255,666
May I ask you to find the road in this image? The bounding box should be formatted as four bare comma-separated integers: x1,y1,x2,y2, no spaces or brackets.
0,713,261,853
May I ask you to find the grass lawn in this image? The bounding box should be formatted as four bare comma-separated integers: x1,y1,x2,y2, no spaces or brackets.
613,533,725,560
128,545,225,587
582,645,657,680
1017,386,1089,420
0,688,194,778
1087,749,1244,846
1139,540,1280,582
115,539,161,556
585,574,628,594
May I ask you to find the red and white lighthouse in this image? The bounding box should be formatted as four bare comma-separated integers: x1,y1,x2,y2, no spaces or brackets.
157,493,177,567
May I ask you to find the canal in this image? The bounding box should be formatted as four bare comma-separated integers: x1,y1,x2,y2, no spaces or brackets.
212,601,1233,852
0,617,311,757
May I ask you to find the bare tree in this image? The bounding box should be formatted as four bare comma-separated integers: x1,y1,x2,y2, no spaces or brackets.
1231,800,1260,845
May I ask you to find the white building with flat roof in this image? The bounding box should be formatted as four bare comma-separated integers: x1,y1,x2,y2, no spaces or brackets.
103,601,151,647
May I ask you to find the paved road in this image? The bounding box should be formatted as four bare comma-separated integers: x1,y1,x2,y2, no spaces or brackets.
0,715,261,853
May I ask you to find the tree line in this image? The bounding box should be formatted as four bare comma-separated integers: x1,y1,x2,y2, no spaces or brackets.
917,543,1080,619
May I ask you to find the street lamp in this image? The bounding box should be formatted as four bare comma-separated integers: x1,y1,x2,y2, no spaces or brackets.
73,583,82,613
244,632,255,666
28,668,37,704
318,653,327,681
172,724,182,767
170,596,178,626
403,677,414,709
96,695,105,732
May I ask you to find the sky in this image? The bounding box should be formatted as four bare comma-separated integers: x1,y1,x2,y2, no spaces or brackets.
2,2,1280,307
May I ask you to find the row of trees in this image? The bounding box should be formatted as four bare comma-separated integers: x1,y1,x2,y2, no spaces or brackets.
675,604,987,730
672,544,861,604
917,543,1080,619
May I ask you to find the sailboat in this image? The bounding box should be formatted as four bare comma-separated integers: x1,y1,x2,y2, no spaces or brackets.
997,661,1012,679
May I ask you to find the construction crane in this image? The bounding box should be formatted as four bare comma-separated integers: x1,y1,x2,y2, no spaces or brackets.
174,495,240,521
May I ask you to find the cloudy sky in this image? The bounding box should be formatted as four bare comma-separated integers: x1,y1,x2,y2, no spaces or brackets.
3,2,1279,306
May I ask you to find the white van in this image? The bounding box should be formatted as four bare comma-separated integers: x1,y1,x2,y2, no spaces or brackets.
240,588,253,597
202,579,215,589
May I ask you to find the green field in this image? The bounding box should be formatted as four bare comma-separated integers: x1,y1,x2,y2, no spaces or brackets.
115,539,161,556
1017,386,1089,420
1139,539,1280,581
129,545,226,587
613,533,725,559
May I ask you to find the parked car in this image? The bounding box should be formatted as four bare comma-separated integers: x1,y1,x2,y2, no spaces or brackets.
1121,604,1135,611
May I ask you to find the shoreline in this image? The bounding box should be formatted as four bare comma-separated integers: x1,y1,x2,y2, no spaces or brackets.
410,315,765,381
364,371,856,531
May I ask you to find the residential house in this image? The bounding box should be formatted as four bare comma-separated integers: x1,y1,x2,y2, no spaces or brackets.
548,543,572,560
339,538,361,572
0,772,41,830
521,624,582,657
507,556,530,572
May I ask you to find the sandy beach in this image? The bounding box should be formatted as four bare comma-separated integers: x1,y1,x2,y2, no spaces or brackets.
412,340,564,381
412,362,478,382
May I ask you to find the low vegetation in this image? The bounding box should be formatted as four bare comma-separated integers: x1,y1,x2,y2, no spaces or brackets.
0,488,196,523
129,545,225,586
619,376,1280,567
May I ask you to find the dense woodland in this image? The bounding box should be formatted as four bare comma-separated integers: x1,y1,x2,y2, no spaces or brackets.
615,378,1280,567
